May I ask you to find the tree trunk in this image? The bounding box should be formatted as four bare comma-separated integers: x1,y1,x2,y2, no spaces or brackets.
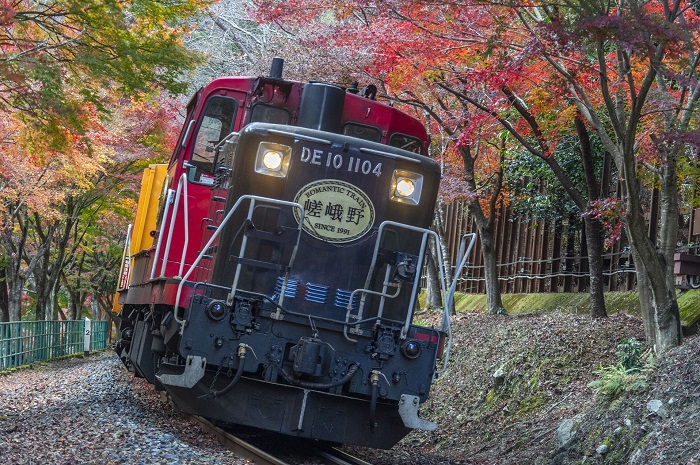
621,151,682,352
33,256,50,321
504,96,608,318
8,280,23,322
479,227,505,314
102,306,120,344
433,200,453,292
566,36,686,352
633,247,656,342
0,266,8,322
563,220,576,293
68,291,81,320
425,243,444,310
658,149,680,294
629,239,682,352
458,144,506,315
583,214,607,318
49,284,61,320
1,206,53,322
91,298,100,320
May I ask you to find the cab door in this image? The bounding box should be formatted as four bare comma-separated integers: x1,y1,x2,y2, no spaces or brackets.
158,91,246,279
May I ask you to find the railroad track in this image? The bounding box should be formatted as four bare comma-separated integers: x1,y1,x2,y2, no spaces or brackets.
188,414,288,465
188,414,375,465
314,446,376,465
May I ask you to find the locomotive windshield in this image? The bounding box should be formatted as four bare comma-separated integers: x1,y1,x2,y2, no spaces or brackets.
250,103,291,124
389,133,423,153
342,122,381,142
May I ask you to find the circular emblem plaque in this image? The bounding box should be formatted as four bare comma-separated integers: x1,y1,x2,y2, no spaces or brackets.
294,180,375,243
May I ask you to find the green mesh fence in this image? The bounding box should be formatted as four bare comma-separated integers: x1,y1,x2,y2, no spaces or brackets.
0,320,110,371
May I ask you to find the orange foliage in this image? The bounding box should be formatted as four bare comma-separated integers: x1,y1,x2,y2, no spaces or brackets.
251,0,700,211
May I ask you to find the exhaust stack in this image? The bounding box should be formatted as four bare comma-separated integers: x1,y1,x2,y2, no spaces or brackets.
270,58,284,79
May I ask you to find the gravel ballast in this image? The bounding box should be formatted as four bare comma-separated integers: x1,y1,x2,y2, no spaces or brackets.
3,313,698,465
0,351,248,465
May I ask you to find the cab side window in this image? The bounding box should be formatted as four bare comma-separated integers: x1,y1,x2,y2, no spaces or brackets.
190,96,237,184
170,103,196,168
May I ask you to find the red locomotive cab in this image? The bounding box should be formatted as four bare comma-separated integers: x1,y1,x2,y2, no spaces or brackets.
149,82,247,281
115,60,434,317
137,64,431,296
144,75,303,301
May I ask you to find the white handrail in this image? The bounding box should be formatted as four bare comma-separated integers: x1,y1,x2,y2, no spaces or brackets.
150,188,173,280
151,173,189,279
174,195,304,331
117,224,133,289
436,233,477,377
344,221,447,343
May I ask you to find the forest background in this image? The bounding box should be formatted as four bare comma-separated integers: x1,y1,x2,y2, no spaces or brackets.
1,0,698,354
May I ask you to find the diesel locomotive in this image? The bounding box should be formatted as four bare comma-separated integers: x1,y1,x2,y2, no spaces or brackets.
113,59,474,449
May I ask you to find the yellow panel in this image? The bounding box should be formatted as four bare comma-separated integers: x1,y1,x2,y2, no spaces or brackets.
112,164,168,314
131,164,169,254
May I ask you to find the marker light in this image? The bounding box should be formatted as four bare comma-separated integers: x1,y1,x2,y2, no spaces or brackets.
255,142,291,177
390,170,423,205
402,340,422,359
206,300,227,321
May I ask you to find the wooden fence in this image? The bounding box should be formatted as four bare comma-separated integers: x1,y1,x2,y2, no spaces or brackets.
441,202,700,293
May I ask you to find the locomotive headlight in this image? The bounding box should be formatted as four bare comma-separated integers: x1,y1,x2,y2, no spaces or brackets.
391,170,423,205
255,142,291,177
396,179,415,197
262,150,283,170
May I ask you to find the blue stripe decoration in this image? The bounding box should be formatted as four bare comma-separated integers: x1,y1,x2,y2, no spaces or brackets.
274,277,298,299
334,289,360,311
305,283,329,304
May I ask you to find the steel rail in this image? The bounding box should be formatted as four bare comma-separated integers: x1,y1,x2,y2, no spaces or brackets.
314,447,376,465
187,413,376,465
188,415,291,465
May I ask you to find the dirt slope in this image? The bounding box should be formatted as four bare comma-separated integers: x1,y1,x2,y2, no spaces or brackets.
352,311,700,464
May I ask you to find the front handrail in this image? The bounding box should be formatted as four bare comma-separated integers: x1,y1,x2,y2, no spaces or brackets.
436,232,477,377
153,133,241,280
174,195,304,332
150,188,173,280
345,221,447,342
